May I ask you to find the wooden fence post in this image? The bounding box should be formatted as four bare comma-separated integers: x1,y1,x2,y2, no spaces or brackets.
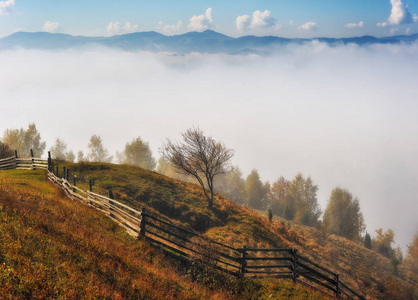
56,165,59,176
73,175,77,193
30,149,34,169
108,189,114,205
15,150,18,158
63,167,66,180
335,274,340,298
89,179,93,192
139,208,146,239
48,151,52,171
240,245,247,278
292,249,298,282
66,169,70,182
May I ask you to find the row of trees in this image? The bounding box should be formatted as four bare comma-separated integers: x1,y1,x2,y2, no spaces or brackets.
0,124,363,241
0,124,156,171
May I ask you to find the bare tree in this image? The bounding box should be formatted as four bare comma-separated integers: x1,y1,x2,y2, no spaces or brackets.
161,127,234,208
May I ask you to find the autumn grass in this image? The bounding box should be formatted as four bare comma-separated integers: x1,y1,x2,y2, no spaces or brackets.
8,162,418,299
0,169,329,299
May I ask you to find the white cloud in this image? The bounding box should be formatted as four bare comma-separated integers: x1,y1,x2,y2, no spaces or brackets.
377,22,388,27
187,8,213,31
0,0,15,15
107,22,139,35
158,21,182,34
42,21,62,33
405,27,411,34
236,15,251,31
236,10,277,31
388,0,412,25
298,22,317,31
378,0,415,26
345,21,364,29
389,28,399,35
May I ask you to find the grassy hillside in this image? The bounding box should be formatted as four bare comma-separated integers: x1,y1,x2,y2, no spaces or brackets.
0,168,329,299
54,161,417,299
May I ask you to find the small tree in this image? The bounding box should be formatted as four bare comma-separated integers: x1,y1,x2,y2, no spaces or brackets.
268,207,273,222
50,138,68,161
323,187,365,242
0,140,14,159
245,169,265,210
77,150,85,162
161,127,234,208
364,232,372,249
87,135,112,163
213,166,246,205
3,123,46,157
119,137,156,170
404,233,418,274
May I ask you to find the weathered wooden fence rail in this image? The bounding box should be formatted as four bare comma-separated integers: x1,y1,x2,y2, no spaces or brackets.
0,151,48,170
1,152,364,299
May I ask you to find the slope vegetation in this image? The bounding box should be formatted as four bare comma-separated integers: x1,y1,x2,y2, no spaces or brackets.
57,162,417,299
0,169,327,299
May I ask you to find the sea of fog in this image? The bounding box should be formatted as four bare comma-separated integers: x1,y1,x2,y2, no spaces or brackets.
1,41,417,252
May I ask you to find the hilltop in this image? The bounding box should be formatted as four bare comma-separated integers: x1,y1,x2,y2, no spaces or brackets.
1,30,418,54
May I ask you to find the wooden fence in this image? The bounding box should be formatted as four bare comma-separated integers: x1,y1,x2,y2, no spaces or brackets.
0,150,48,170
1,152,365,299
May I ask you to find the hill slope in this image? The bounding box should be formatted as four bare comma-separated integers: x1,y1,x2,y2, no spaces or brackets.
0,169,328,299
54,162,417,299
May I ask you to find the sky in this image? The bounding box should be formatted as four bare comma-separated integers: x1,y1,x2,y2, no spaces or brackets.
1,0,418,38
1,0,418,253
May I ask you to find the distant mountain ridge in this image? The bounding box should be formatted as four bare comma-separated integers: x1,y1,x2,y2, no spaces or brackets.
1,30,418,54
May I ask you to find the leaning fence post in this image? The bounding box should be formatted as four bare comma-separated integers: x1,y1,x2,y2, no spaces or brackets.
292,249,298,282
240,245,247,278
139,208,146,239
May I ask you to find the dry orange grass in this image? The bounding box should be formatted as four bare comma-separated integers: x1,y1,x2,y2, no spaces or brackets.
13,161,418,299
0,169,328,299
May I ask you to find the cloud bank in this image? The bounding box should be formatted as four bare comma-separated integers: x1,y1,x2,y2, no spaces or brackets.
1,42,418,253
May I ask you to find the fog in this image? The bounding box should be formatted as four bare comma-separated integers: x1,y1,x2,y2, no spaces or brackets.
1,42,417,252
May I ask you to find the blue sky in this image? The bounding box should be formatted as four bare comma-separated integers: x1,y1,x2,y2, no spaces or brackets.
1,0,418,38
